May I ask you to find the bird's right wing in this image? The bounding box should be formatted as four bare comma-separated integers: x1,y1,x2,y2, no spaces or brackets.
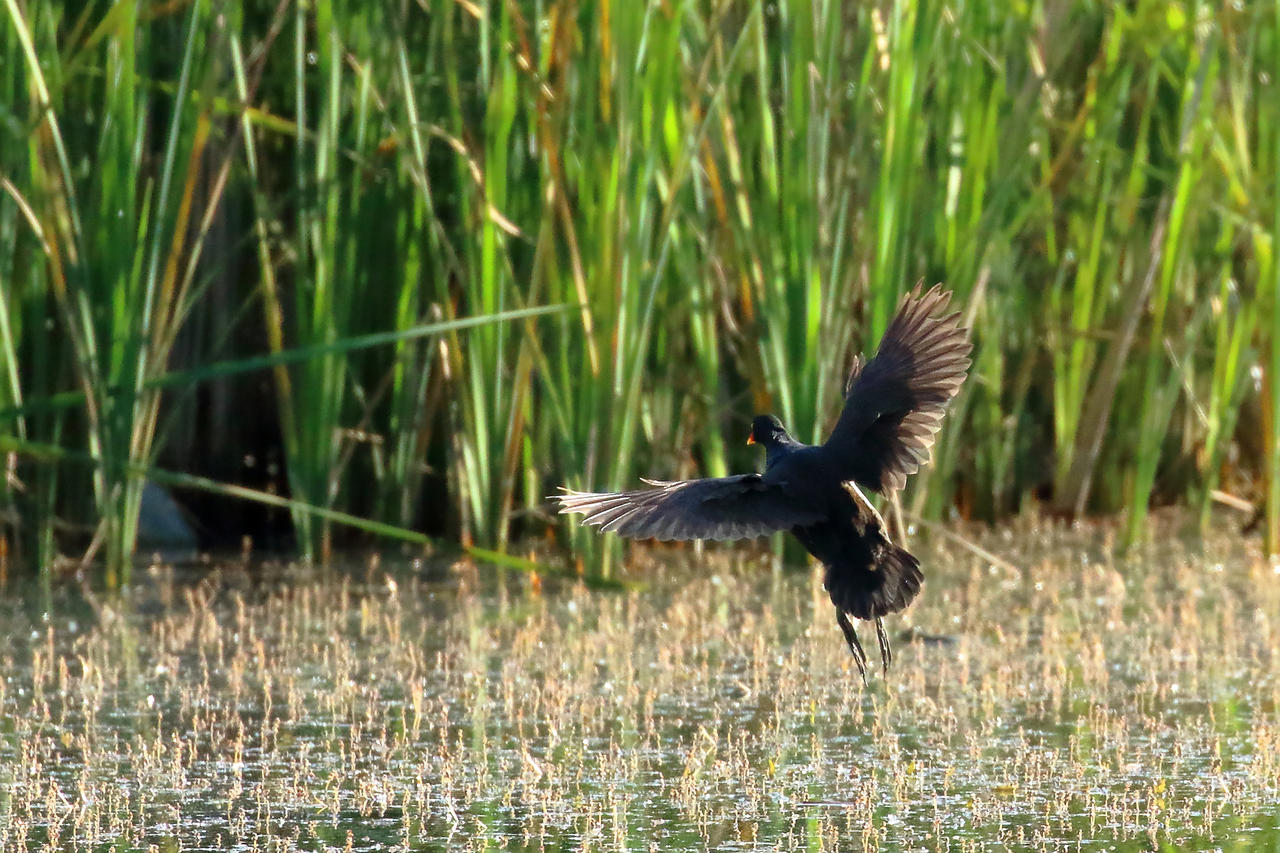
551,474,824,541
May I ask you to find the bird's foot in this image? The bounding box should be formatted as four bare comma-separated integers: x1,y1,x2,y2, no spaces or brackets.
836,610,869,683
875,616,893,675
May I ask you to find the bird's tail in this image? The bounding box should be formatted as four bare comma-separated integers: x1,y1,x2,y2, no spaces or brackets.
827,542,923,621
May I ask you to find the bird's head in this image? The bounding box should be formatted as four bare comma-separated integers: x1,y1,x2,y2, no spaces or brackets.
747,414,791,449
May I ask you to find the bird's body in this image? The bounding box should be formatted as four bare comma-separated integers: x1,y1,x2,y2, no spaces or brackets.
552,284,971,677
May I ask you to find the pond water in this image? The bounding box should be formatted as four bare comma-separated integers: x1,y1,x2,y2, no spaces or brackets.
1,515,1278,850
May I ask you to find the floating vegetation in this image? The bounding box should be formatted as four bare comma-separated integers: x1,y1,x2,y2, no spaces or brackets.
1,517,1277,850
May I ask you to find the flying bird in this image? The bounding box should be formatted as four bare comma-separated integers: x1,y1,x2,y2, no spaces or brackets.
552,284,972,678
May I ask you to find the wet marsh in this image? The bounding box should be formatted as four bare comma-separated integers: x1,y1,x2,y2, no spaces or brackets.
2,517,1279,850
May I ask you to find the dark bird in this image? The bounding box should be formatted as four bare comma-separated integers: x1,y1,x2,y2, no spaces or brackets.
552,285,972,678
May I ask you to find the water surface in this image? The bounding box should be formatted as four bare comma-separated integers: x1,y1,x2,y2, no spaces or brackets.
2,517,1278,850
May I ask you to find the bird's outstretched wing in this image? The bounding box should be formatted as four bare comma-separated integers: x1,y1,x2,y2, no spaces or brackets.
551,475,824,541
824,284,972,492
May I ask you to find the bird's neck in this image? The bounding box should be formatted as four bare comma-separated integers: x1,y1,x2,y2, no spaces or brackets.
764,436,802,468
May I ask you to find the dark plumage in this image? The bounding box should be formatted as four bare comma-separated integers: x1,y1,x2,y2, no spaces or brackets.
552,284,972,678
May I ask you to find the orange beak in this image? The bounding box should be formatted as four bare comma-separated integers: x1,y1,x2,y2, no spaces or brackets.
746,434,756,446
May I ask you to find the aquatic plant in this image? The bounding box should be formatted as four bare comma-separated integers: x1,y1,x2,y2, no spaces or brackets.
1,1,1278,577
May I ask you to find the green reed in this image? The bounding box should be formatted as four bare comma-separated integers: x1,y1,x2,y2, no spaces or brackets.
2,0,226,581
2,0,1279,577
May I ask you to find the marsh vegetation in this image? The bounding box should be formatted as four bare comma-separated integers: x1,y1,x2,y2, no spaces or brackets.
4,3,1279,846
2,519,1277,850
2,1,1279,580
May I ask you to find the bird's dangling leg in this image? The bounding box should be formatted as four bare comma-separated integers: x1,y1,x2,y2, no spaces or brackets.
836,609,869,682
875,616,893,675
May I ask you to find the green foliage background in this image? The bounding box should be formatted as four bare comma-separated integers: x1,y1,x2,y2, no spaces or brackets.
1,0,1278,579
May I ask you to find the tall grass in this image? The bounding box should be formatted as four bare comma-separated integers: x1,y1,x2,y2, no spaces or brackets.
2,0,227,582
1,0,1279,578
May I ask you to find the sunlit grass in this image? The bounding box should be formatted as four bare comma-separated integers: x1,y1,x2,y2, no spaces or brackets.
1,516,1278,849
1,0,1279,578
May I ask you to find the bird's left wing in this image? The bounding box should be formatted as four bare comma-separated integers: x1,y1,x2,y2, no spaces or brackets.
551,474,824,541
823,284,971,492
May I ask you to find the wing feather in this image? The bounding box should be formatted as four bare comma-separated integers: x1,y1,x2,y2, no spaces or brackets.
825,283,972,492
551,474,824,541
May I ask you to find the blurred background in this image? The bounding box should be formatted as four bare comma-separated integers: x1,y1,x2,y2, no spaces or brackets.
1,0,1277,581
